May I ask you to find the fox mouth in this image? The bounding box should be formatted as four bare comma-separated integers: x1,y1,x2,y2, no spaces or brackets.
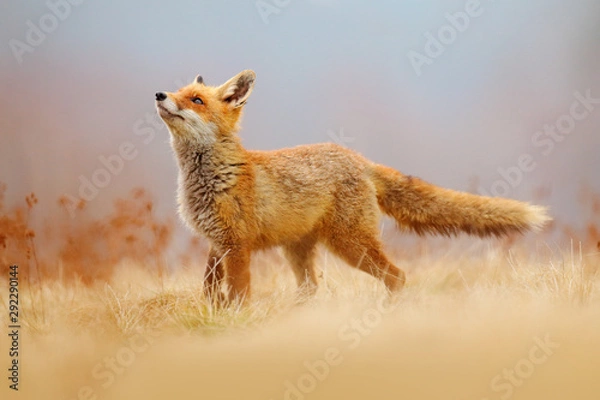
157,104,184,121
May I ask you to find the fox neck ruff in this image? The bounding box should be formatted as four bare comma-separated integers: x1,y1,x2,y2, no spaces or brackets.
171,136,247,241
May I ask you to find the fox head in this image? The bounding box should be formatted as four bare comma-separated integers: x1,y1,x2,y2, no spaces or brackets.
155,70,256,143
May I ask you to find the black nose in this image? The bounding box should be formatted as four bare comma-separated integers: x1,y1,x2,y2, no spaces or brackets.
155,92,167,101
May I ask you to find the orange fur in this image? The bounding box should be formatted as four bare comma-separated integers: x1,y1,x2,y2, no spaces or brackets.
155,70,550,303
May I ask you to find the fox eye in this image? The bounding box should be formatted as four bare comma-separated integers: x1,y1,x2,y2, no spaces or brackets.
191,97,204,105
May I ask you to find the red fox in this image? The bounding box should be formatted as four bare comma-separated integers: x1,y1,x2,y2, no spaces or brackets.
155,70,550,303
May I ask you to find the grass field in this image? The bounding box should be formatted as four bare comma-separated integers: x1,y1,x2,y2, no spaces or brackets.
1,186,600,399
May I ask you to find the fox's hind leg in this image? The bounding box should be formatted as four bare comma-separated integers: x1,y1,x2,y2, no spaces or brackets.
283,235,319,297
325,233,405,292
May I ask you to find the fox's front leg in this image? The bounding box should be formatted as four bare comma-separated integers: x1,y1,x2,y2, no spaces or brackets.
224,246,252,303
203,247,226,303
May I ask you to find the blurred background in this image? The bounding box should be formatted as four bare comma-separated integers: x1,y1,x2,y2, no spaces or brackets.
1,0,599,266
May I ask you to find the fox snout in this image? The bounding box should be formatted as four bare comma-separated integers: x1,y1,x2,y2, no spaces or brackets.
155,92,182,119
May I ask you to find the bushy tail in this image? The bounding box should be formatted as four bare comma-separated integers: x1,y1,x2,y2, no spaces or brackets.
370,164,550,237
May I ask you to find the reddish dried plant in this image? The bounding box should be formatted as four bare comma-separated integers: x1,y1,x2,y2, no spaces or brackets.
0,184,38,278
55,188,174,283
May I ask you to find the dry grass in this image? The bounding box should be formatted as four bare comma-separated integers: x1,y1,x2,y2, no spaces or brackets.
1,184,600,399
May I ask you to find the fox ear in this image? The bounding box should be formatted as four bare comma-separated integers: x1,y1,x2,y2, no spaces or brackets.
195,75,204,85
218,70,256,108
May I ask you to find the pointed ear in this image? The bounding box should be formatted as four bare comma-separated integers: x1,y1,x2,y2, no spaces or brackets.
194,75,204,85
218,70,256,108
